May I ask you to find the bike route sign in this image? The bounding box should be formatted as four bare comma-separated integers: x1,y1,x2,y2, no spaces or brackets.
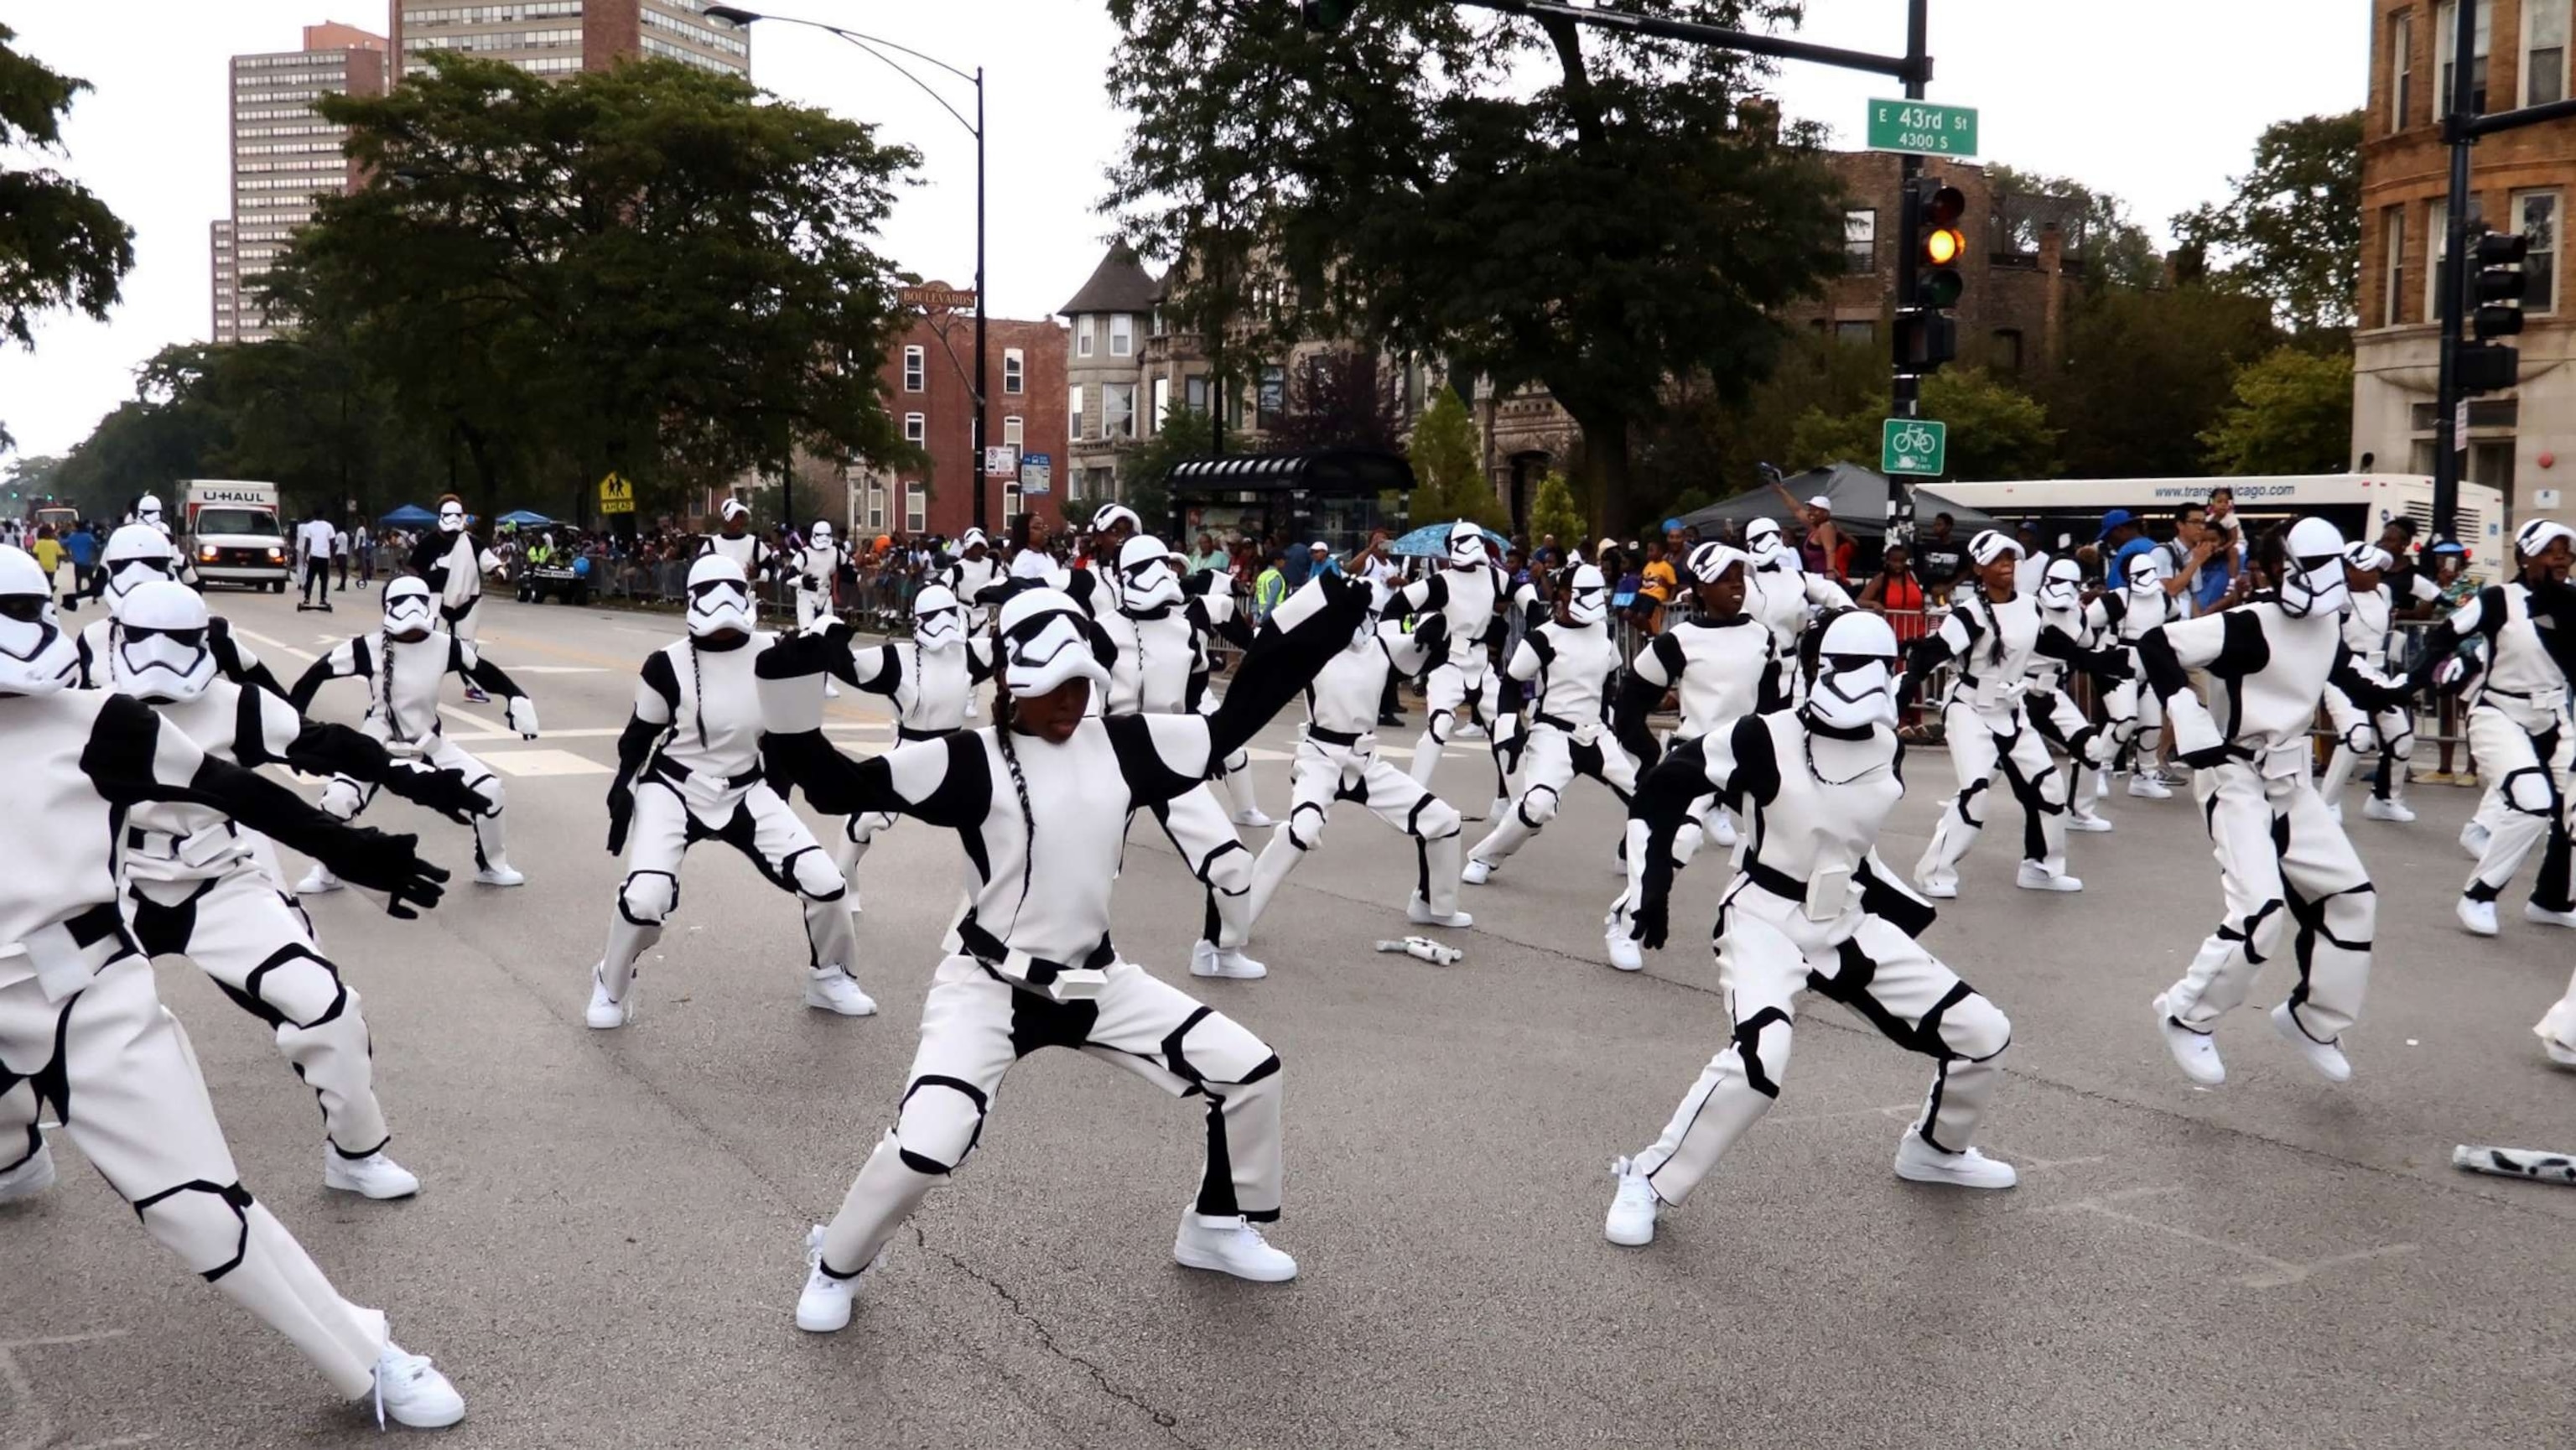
1881,418,1947,478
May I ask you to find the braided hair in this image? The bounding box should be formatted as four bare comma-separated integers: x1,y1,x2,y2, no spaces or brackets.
687,637,709,745
987,619,1041,934
377,626,403,741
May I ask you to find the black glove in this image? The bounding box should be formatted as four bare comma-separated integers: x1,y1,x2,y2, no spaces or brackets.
606,777,635,855
319,829,449,920
379,763,491,826
1634,892,1670,953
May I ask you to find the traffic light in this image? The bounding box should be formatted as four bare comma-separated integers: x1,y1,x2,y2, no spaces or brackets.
2460,228,2530,394
1301,0,1354,33
1894,175,1966,372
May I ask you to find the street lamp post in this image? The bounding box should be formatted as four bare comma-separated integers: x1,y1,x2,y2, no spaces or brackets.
706,7,991,535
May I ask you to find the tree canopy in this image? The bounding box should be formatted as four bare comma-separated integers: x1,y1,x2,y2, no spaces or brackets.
1787,367,2059,482
1406,384,1504,530
0,23,135,452
1105,0,1845,536
2171,112,2362,335
1985,164,2160,293
2199,346,2355,476
2038,284,2281,479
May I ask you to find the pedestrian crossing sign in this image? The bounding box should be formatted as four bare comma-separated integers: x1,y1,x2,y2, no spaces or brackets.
598,473,636,515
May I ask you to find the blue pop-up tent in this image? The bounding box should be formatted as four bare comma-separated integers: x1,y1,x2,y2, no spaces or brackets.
381,503,437,528
496,509,553,528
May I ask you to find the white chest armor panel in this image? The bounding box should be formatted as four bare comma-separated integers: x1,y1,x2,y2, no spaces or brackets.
435,534,482,607
2213,603,2348,753
650,635,770,778
962,724,1150,966
2026,601,2104,692
1306,623,1426,737
1945,594,2044,712
704,533,765,574
1746,567,1814,652
1107,609,1197,715
949,555,1002,602
1525,621,1620,730
123,682,262,881
2340,586,2394,673
0,693,137,959
1656,618,1774,741
364,631,458,746
1431,564,1500,668
1742,714,1905,888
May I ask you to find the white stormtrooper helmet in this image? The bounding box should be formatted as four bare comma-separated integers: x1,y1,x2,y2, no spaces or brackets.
1967,528,2024,568
2277,517,2350,619
911,582,964,650
1685,541,1749,585
101,522,183,614
1446,520,1488,568
719,496,751,525
684,553,755,639
1090,503,1140,539
110,580,218,704
2341,542,2393,575
1116,533,1183,613
1743,518,1786,563
1563,563,1610,626
2126,545,2171,589
959,528,989,557
382,575,438,638
0,546,78,696
2515,518,2575,560
1805,609,1903,731
2038,556,2084,611
810,521,834,548
134,493,165,527
997,588,1110,701
437,499,465,534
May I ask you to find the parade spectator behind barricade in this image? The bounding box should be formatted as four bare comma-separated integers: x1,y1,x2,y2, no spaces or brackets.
2090,507,2157,588
1914,512,1966,599
2194,513,2243,614
2425,539,2480,783
1535,533,1562,568
1190,533,1229,574
1857,542,1929,642
1638,538,1678,633
1253,544,1291,622
2377,517,2444,617
1768,476,1852,584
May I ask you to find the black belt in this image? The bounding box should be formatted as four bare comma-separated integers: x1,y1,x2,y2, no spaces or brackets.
651,758,763,790
1740,856,1805,900
897,724,957,743
953,912,1115,987
1306,725,1364,747
1535,713,1584,731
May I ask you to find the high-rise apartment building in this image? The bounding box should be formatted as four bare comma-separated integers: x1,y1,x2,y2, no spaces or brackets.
387,1,750,82
213,23,388,344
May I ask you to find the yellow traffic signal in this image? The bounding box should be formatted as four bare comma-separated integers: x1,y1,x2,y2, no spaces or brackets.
1924,226,1961,267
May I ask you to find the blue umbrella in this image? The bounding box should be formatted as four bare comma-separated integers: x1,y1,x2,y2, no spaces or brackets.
496,509,554,528
1389,522,1509,558
380,503,437,528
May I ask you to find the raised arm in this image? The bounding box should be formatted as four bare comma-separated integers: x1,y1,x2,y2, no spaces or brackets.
753,632,994,829
1628,715,1774,949
2137,611,2238,765
241,689,489,826
1193,571,1370,768
452,638,538,737
288,635,370,713
2035,621,2131,683
1615,631,1681,768
1902,604,1981,702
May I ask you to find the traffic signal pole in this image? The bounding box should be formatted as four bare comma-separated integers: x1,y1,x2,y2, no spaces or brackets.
2430,0,2476,545
1888,0,1928,543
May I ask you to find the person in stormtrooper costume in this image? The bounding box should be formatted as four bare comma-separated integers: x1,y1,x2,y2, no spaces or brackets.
697,496,778,582
2097,545,2179,801
754,572,1369,1332
1242,592,1472,934
584,554,875,1028
0,548,468,1429
1391,521,1518,813
1907,529,2121,899
1602,610,2018,1248
1462,563,1639,886
791,520,850,632
289,576,538,891
75,522,279,696
2409,519,2576,940
1740,517,1853,704
126,491,174,540
1176,550,1277,829
824,581,998,904
1604,542,1784,971
2315,542,2422,826
2024,555,2122,834
2142,517,2411,1089
97,581,493,1200
405,498,503,702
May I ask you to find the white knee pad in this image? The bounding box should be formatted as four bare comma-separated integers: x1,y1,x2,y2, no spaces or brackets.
2502,767,2559,817
1285,801,1329,852
2340,720,2378,754
133,1179,257,1279
618,870,678,926
1935,994,2012,1063
469,771,505,817
784,845,847,902
1166,1008,1280,1089
1411,796,1462,842
244,948,351,1031
1954,777,1993,827
1426,710,1457,746
317,776,366,820
894,1076,988,1174
1517,785,1562,829
2383,725,2416,761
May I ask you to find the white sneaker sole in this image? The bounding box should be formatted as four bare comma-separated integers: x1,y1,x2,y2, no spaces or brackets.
2153,994,2225,1085
1893,1156,2018,1189
796,1291,854,1333
0,1151,57,1205
803,988,878,1016
1604,1214,1656,1246
1171,1244,1298,1282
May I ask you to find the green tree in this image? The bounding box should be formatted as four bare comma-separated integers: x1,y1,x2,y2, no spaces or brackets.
1986,164,2161,293
1786,368,2057,482
1529,470,1583,553
2040,285,2281,478
2199,346,2355,476
275,54,920,518
1405,385,1504,529
1115,405,1217,534
2171,112,2363,334
0,23,136,451
0,451,64,509
1106,0,1846,538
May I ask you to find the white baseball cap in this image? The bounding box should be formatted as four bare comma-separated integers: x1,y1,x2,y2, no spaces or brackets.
1807,495,1833,512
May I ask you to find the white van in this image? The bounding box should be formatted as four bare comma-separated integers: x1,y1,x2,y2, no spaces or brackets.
181,481,292,591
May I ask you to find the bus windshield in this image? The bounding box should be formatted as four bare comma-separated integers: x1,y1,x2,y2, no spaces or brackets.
195,507,282,538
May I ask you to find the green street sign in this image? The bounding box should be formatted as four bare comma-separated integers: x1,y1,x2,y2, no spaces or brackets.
1882,418,1947,478
1867,99,1979,159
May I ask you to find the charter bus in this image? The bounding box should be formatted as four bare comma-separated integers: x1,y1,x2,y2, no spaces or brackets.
1920,474,2510,582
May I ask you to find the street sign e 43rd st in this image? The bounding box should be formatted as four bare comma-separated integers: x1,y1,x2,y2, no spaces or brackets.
1867,99,1979,159
1882,418,1947,478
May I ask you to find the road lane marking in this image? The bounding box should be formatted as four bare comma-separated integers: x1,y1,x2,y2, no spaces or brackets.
2037,1187,2418,1289
481,749,614,777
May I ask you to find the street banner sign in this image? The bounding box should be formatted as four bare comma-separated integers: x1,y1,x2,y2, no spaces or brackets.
1881,418,1948,477
1019,452,1052,496
597,472,636,515
983,444,1021,480
1866,99,1979,159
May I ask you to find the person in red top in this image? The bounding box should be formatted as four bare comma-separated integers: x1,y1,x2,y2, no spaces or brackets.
1857,543,1927,639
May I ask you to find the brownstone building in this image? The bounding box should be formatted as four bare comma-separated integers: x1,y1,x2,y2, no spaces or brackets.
2355,0,2573,528
214,23,389,343
847,309,1070,541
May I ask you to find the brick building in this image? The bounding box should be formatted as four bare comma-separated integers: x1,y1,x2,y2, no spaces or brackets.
842,309,1069,541
213,23,388,343
2355,0,2573,529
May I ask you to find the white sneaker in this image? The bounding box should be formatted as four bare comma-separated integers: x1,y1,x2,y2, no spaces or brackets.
2127,773,2173,800
0,1143,56,1204
2324,801,2344,824
2461,821,2492,859
1454,722,1487,741
1407,894,1472,929
1188,942,1267,980
1461,859,1494,886
1606,933,1643,973
2153,993,2225,1085
2016,862,2083,893
297,865,343,895
797,1224,859,1333
1915,869,1959,900
2092,768,2112,801
1708,815,1739,849
2458,896,2500,937
1893,1133,2018,1189
372,1343,465,1429
1230,808,1277,829
473,862,525,887
804,966,877,1016
1172,1210,1298,1281
325,1148,421,1200
1604,1156,1660,1245
2269,1002,2351,1084
586,969,632,1029
2361,797,2416,823
2065,811,2114,834
2524,902,2576,929
2544,1039,2576,1068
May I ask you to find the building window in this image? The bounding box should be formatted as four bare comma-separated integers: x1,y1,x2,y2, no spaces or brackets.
2428,196,2484,318
1185,374,1209,413
1151,376,1171,433
1068,385,1084,441
1835,320,1875,347
1104,382,1137,440
2438,1,2490,117
903,412,926,445
2392,11,2414,128
1076,316,1095,359
905,482,927,533
865,482,888,531
1991,328,2023,372
902,345,925,393
2529,0,2569,105
1844,209,1877,274
2384,205,2407,326
1256,364,1286,429
1003,346,1024,395
2516,190,2560,314
1003,414,1024,448
1004,483,1023,528
1109,313,1135,357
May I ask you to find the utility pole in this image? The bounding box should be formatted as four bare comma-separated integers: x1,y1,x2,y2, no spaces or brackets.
972,66,989,533
1887,0,1929,544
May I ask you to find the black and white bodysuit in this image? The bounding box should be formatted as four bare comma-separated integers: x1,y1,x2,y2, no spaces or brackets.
2417,579,2576,917
1466,612,1637,874
408,529,501,643
833,630,1000,881
1100,574,1260,955
289,628,531,877
2317,579,2417,815
2025,588,2122,824
1394,558,1510,786
2098,565,2173,774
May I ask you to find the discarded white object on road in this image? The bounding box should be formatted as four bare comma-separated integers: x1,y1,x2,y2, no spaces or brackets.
2453,1144,2576,1185
1374,937,1463,965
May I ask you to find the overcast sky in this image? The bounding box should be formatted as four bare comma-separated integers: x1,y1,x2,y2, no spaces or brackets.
0,0,2366,460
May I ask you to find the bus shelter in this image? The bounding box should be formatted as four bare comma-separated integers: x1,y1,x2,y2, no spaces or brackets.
1162,450,1415,556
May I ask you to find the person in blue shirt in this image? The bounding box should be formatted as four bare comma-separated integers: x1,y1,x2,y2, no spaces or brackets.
2097,509,2157,589
62,522,100,611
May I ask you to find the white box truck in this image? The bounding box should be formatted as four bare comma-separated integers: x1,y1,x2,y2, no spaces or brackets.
181,481,292,591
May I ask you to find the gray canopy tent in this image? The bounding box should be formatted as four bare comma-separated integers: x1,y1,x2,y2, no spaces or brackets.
1671,462,1998,541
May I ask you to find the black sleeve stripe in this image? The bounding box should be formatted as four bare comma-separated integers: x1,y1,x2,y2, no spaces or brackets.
233,688,274,767
1731,715,1783,808
638,649,683,712
1649,631,1687,683
906,734,997,834
81,694,164,807
2209,609,2271,681
1106,715,1202,806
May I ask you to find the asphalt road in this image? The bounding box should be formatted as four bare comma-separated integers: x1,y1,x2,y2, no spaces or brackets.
8,582,2575,1450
